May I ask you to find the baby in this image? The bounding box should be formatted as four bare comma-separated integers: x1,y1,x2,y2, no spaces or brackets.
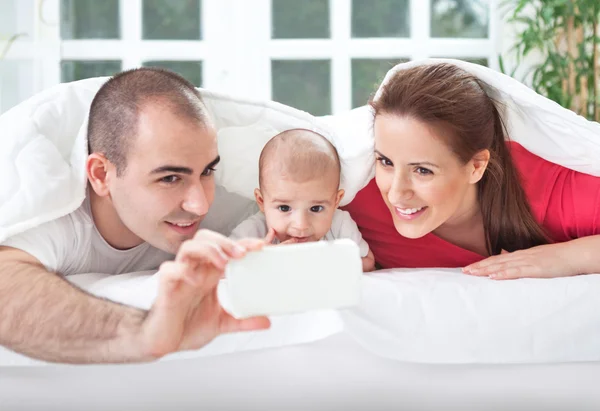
230,128,375,272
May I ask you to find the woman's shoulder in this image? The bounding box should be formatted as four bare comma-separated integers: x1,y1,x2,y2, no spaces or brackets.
507,141,562,191
507,141,552,168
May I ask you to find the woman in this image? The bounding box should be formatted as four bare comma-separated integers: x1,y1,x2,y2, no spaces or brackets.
344,63,600,279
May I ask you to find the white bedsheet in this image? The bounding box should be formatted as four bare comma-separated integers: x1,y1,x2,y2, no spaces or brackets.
3,267,600,366
2,332,600,411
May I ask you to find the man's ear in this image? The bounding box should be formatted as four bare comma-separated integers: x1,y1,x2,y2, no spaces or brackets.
469,149,490,184
335,189,345,207
254,188,265,213
87,153,113,197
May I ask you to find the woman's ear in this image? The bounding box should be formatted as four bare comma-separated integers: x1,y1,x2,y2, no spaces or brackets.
87,153,113,197
254,188,265,213
469,149,490,184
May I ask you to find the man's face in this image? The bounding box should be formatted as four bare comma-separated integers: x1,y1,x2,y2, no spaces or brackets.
107,102,219,254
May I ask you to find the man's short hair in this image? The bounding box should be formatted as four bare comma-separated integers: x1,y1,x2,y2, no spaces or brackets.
87,67,208,175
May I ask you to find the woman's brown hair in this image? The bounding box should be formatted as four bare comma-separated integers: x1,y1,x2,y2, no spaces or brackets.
370,63,549,255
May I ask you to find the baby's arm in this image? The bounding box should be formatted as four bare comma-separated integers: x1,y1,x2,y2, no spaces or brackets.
362,249,376,272
331,210,376,272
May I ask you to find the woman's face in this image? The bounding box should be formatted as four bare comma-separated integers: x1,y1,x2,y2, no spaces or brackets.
373,113,487,239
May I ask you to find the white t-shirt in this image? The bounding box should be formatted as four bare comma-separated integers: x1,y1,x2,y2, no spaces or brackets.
230,209,370,257
1,185,258,276
1,195,174,276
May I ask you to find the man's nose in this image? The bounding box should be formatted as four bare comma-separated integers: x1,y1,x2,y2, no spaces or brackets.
181,184,210,216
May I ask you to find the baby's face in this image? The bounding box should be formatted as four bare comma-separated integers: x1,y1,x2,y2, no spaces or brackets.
256,177,344,243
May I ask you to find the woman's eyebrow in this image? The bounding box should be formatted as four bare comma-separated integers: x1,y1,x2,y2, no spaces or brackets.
408,161,440,169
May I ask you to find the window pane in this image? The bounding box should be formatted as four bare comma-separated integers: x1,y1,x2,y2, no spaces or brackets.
352,0,409,38
143,61,203,86
431,0,488,38
434,57,489,67
0,0,17,33
272,0,330,39
60,0,119,39
0,60,35,114
143,0,201,40
61,60,122,82
271,60,331,116
463,57,488,66
351,58,408,108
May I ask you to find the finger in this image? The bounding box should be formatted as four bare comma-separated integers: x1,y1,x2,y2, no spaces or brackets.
219,313,271,334
280,238,298,245
176,240,229,270
463,253,521,273
264,228,276,244
158,260,196,289
490,265,537,280
193,229,247,258
466,261,514,277
236,237,267,253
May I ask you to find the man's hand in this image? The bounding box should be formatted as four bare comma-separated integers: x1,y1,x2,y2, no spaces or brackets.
140,229,271,359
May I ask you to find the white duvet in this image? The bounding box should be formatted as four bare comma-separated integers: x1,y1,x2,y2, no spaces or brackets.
1,59,600,366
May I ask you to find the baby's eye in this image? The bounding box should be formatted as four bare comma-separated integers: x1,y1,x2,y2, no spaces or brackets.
160,175,180,184
415,167,433,176
310,206,324,213
376,156,393,167
278,205,291,212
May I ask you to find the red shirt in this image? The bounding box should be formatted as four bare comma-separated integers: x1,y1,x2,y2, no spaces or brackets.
343,143,600,268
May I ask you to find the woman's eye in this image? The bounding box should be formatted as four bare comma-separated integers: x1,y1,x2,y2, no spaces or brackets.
376,156,393,167
201,167,216,177
415,167,433,176
160,175,180,184
278,205,291,212
310,206,324,213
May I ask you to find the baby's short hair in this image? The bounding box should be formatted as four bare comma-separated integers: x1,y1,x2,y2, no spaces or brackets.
258,128,341,190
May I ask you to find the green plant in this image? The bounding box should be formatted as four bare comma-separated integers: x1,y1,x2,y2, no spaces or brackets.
500,0,600,121
0,33,27,60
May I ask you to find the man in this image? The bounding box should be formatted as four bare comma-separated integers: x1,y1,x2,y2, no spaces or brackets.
0,68,270,364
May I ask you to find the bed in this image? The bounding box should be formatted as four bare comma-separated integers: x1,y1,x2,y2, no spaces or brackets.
2,59,600,410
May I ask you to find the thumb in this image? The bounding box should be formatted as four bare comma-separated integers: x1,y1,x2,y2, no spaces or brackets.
265,228,276,244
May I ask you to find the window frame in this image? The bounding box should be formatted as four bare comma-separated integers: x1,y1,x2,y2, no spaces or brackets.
2,0,501,114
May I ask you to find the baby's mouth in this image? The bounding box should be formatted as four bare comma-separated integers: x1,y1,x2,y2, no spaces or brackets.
290,236,311,243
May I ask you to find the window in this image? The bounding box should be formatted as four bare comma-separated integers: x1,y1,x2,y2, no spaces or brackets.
1,0,500,114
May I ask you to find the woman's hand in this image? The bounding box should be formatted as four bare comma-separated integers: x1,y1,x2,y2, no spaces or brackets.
462,240,594,280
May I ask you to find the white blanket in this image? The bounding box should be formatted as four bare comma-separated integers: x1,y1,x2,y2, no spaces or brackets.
3,268,600,366
1,59,600,365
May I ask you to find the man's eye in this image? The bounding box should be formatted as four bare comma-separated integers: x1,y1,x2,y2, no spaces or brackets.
310,206,324,213
416,167,433,176
376,156,393,167
278,205,291,212
160,175,180,184
201,167,216,177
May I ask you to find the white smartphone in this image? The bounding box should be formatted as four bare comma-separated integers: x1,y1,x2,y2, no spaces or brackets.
221,239,363,318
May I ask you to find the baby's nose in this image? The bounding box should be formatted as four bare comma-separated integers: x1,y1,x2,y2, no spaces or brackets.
290,217,310,235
